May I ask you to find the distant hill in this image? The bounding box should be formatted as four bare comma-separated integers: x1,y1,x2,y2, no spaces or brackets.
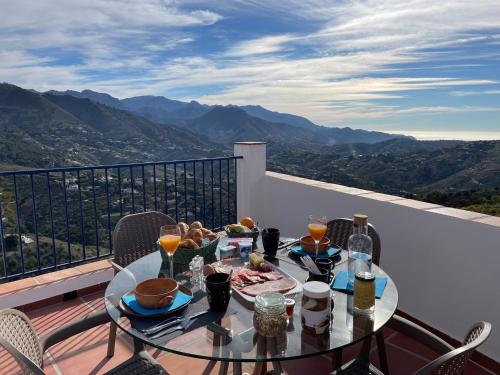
270,139,500,194
327,138,463,156
52,89,408,145
0,83,221,169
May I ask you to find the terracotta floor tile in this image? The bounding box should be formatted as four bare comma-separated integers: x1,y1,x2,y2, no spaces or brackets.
75,260,112,274
26,297,93,336
157,353,224,374
370,342,428,374
34,268,81,284
464,361,495,375
281,355,333,374
80,289,106,311
0,277,38,296
387,331,440,361
48,322,134,374
0,347,23,374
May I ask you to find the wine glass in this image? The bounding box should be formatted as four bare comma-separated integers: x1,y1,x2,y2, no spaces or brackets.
308,215,327,257
159,224,182,279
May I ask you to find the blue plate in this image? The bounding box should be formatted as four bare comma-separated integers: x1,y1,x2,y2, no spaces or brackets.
121,287,193,317
290,244,342,258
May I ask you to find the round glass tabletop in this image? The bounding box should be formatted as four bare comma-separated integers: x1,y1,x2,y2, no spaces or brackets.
104,239,398,363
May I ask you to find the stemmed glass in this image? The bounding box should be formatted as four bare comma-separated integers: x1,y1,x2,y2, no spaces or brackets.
158,224,182,279
308,215,328,257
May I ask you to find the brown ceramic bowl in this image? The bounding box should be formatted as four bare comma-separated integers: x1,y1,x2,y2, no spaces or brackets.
134,278,179,309
300,235,330,254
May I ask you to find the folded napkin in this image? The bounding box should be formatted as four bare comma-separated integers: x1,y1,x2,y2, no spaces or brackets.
291,245,342,258
122,290,193,316
331,271,387,299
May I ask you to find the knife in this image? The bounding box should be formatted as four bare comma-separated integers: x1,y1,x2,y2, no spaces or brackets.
142,309,209,335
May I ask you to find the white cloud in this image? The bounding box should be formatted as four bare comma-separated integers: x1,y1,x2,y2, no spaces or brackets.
1,0,500,126
225,35,297,57
449,89,500,96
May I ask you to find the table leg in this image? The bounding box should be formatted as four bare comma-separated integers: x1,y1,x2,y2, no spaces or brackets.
252,362,267,375
376,331,390,374
233,362,242,375
107,322,117,357
203,333,221,374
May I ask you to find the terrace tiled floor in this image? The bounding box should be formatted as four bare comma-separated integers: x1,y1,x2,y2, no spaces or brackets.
0,289,494,375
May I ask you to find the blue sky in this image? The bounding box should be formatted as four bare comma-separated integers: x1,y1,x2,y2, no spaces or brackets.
0,0,499,138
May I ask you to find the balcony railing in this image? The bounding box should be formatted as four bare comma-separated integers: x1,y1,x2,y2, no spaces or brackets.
0,156,241,280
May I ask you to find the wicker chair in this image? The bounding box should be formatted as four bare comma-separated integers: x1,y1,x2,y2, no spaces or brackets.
334,315,491,375
0,308,168,375
107,211,176,357
325,218,381,265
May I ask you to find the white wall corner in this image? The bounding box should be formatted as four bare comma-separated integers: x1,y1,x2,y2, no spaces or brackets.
234,142,267,220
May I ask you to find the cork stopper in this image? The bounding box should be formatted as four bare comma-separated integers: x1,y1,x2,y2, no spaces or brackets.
353,214,368,226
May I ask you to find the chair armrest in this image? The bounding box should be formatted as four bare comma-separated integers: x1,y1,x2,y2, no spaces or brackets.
40,309,110,352
387,315,454,354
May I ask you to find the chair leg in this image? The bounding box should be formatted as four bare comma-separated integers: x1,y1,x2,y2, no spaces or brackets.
107,322,117,357
376,331,390,374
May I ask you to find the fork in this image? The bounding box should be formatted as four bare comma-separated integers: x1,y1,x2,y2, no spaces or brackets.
149,317,192,339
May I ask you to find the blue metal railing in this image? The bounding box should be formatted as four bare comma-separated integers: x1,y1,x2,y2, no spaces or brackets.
0,156,241,281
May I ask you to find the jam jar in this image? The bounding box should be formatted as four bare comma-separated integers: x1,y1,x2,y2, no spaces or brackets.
301,281,331,334
253,292,288,337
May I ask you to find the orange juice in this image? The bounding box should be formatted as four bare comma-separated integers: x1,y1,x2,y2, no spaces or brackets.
308,223,327,241
159,234,181,255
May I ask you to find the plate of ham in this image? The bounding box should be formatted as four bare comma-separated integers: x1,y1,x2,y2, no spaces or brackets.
221,262,302,307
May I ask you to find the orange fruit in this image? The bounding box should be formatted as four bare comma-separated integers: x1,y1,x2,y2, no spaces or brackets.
240,217,254,229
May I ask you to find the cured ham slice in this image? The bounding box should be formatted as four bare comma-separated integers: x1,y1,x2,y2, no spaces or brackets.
259,271,283,281
240,278,297,297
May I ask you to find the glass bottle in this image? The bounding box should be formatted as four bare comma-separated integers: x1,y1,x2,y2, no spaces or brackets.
347,214,373,288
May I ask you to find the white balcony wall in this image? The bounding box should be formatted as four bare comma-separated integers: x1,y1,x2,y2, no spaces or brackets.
235,143,500,361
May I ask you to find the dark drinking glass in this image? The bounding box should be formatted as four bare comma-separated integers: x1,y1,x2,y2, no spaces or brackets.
205,273,231,311
262,228,280,259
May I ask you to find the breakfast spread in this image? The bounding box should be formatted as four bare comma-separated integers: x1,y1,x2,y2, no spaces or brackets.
207,252,297,297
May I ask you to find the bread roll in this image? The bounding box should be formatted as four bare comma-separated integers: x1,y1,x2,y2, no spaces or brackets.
186,228,202,240
200,228,212,237
193,236,203,247
190,221,203,230
179,239,199,249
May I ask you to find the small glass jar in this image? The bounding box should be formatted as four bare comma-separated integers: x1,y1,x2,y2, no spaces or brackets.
301,281,331,335
253,292,288,337
354,272,375,313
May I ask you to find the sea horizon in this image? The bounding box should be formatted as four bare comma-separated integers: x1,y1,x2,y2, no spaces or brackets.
380,130,500,141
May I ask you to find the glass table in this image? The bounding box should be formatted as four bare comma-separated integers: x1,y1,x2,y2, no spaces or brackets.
104,238,398,374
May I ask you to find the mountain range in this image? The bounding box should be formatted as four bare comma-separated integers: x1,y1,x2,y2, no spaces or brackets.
48,88,407,147
0,83,220,168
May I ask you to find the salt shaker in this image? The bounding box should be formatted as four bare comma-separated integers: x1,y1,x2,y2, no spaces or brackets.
191,255,205,289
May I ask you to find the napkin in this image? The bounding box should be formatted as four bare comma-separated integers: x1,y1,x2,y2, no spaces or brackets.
122,290,193,316
331,271,387,299
290,245,342,258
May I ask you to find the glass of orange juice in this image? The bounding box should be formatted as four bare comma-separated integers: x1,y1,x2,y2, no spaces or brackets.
308,215,328,257
159,224,182,279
